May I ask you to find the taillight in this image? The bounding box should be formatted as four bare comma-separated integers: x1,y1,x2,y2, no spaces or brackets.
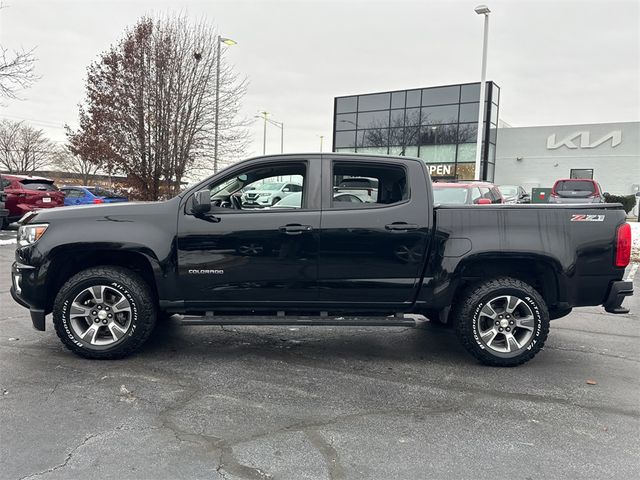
615,223,631,268
93,198,104,204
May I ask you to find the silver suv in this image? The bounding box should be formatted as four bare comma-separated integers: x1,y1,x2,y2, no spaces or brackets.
241,182,302,207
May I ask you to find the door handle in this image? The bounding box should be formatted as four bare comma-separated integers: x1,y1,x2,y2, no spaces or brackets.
385,223,419,231
279,224,313,235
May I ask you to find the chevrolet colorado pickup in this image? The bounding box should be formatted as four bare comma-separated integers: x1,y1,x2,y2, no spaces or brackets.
10,153,634,366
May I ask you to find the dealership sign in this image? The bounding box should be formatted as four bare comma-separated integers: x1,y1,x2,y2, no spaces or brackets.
427,164,453,176
546,130,622,150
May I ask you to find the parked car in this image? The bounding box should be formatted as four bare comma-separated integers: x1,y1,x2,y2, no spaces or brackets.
432,181,504,205
333,176,378,203
498,185,530,204
1,174,64,227
241,182,302,207
11,153,632,366
270,192,363,209
59,186,128,206
550,179,606,204
0,174,8,228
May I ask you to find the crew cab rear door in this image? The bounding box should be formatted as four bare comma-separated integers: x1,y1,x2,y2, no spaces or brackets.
317,156,432,308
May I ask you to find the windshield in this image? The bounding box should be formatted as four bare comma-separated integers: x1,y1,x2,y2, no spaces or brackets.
20,181,58,191
432,186,469,204
499,186,518,196
87,187,119,198
338,178,378,188
256,182,284,191
555,180,595,192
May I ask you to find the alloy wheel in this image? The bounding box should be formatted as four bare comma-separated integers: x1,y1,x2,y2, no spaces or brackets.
476,295,536,354
68,285,132,347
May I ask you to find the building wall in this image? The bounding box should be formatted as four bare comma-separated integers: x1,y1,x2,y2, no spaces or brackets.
332,82,499,181
494,122,640,195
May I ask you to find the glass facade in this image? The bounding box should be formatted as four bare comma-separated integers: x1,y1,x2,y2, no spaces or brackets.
332,82,500,181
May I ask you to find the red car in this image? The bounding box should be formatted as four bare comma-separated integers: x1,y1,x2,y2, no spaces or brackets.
549,178,606,204
0,174,65,228
432,181,504,205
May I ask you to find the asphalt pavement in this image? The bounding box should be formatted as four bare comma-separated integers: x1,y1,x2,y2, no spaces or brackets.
0,230,639,480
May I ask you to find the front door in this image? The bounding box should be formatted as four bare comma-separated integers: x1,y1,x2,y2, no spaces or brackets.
177,158,321,309
317,156,432,309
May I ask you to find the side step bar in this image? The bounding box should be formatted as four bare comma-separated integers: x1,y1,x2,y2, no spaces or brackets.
179,313,417,327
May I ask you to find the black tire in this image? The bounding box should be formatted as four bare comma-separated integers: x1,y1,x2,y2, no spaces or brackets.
453,277,549,367
53,266,157,359
271,197,281,206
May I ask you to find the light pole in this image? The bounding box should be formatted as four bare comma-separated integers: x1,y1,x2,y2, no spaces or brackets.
319,135,324,153
474,5,490,180
214,35,237,173
267,119,284,153
255,113,285,154
257,111,270,155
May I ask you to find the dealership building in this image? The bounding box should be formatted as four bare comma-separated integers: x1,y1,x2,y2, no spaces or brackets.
332,83,639,197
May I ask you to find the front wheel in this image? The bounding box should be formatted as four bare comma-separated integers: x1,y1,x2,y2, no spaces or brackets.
53,266,157,359
453,277,550,367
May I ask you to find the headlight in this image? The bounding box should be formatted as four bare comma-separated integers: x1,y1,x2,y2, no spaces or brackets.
18,223,49,246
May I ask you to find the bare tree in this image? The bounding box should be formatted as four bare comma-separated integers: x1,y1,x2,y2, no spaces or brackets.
54,147,102,185
0,119,54,173
0,46,37,99
0,3,38,99
67,14,249,200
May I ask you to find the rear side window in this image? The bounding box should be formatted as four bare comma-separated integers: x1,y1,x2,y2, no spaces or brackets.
64,189,84,198
20,181,58,191
490,187,502,203
555,180,595,193
470,187,482,204
331,162,408,208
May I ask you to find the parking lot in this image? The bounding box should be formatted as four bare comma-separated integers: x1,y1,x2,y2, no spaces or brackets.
0,229,639,480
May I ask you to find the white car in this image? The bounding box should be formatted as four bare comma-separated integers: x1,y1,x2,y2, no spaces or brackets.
241,182,303,208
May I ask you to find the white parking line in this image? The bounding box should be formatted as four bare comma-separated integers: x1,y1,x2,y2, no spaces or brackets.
0,239,16,245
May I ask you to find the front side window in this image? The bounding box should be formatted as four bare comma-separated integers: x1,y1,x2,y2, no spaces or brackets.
331,162,408,208
199,162,306,212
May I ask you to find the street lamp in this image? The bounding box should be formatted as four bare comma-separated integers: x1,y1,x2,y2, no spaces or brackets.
255,113,284,154
214,35,237,173
474,4,490,180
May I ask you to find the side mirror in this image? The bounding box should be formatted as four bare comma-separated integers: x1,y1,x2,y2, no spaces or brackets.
192,189,211,215
282,187,290,193
476,198,492,205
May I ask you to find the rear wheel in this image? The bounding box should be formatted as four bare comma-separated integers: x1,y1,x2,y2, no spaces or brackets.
53,266,156,359
453,277,549,367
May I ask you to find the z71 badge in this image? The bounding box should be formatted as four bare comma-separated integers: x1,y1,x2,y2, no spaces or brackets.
570,214,605,222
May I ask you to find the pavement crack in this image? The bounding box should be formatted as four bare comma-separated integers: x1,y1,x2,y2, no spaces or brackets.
304,430,345,480
18,432,101,480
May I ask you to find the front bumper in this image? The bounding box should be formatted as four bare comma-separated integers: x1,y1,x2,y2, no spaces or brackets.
11,261,47,331
603,280,634,314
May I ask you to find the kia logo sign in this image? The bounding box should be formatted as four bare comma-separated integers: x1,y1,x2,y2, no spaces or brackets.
547,130,622,150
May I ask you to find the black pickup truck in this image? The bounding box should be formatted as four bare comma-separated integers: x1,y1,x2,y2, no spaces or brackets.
10,153,633,366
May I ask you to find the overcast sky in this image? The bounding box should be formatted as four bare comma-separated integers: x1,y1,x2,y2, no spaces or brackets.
1,0,638,159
